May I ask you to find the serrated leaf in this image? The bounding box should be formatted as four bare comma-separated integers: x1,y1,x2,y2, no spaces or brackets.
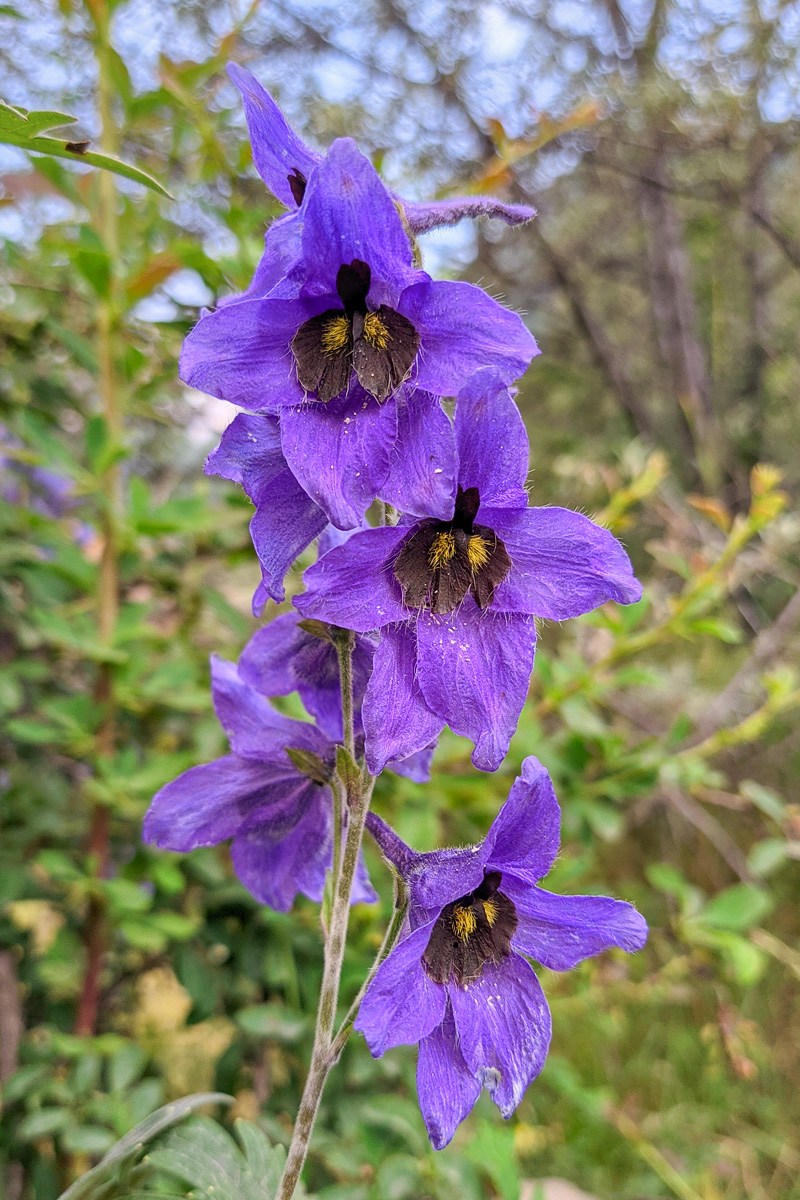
147,1116,285,1200
57,1093,233,1200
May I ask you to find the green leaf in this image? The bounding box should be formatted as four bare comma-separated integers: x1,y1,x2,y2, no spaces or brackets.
335,744,362,794
0,114,171,197
235,1004,308,1043
61,1126,116,1156
147,1116,286,1200
698,884,772,932
18,1108,72,1140
286,746,331,785
108,1043,147,1094
0,101,77,137
464,1119,519,1200
57,1093,233,1200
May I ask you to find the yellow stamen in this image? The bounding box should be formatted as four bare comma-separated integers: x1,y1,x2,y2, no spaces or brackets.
451,904,477,942
482,897,499,927
467,533,491,570
363,311,390,349
321,314,350,356
428,531,456,569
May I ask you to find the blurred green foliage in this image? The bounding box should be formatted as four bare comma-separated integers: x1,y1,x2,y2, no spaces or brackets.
1,1,799,1198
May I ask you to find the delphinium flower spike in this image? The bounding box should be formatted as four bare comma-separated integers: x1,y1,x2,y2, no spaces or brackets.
355,757,647,1149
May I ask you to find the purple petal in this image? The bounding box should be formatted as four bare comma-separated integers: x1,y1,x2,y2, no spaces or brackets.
380,389,456,521
489,506,642,619
449,954,552,1118
249,477,328,604
180,296,322,412
252,581,269,617
279,387,398,530
364,814,492,926
226,215,304,304
387,741,437,783
485,756,560,884
295,525,409,633
355,921,446,1055
206,416,327,601
143,755,295,852
363,623,444,775
417,1005,481,1150
506,882,648,970
205,413,284,502
300,138,418,303
208,415,327,603
238,613,303,697
295,628,374,741
353,848,379,905
210,656,329,760
455,370,529,510
317,521,366,557
416,601,537,772
398,279,539,395
403,196,536,235
365,811,419,876
231,782,332,911
227,65,320,209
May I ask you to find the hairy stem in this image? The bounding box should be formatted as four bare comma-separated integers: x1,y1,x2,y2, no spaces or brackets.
276,635,371,1200
334,627,356,758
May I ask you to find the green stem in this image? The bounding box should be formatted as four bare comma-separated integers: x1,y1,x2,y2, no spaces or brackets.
335,627,356,759
329,868,409,1064
276,634,371,1200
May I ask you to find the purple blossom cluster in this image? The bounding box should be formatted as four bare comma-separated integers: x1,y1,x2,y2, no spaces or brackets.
146,67,647,1152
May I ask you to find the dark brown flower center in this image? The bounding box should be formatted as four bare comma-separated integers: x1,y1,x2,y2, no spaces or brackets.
422,870,517,988
392,485,512,615
290,259,419,403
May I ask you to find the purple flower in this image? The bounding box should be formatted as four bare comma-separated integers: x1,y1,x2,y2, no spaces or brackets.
296,370,642,773
239,612,436,784
224,63,536,303
182,135,536,413
1,425,77,519
206,397,456,606
205,412,328,610
143,653,377,912
355,757,647,1149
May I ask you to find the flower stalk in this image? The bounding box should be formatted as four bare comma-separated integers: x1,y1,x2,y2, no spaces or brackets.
276,630,371,1200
